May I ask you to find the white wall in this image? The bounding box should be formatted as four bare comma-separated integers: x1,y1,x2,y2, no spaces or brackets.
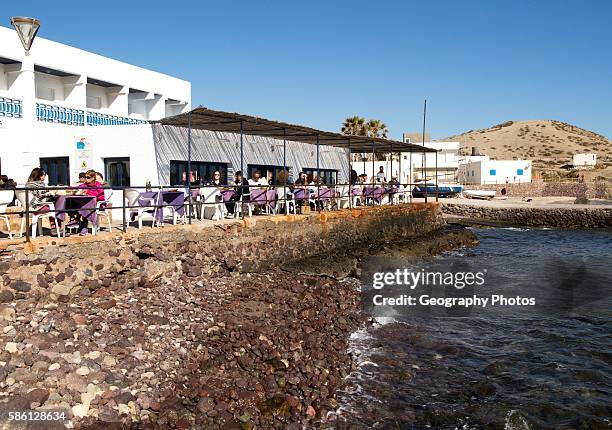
0,25,190,120
459,160,532,184
573,153,596,167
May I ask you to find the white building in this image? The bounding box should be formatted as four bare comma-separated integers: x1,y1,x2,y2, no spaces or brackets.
573,153,596,169
458,159,532,185
0,24,190,186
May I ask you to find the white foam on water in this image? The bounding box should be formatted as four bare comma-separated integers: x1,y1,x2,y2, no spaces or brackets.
504,409,531,430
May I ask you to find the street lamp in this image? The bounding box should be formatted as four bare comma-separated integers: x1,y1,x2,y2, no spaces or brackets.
10,17,41,56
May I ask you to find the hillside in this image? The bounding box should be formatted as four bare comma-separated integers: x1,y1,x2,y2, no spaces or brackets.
444,120,612,181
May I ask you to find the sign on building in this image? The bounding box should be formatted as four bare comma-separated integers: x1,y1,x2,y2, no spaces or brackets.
74,137,93,175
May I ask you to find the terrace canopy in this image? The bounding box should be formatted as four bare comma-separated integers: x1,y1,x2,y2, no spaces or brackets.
156,106,437,154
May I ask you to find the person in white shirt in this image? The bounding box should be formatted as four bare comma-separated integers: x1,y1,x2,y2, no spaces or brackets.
248,170,268,189
376,166,386,184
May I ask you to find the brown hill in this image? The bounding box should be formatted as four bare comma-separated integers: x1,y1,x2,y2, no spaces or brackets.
444,120,612,181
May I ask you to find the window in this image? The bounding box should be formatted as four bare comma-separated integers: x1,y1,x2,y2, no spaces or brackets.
105,157,130,187
170,161,228,186
303,168,338,185
489,169,497,176
517,169,524,176
247,164,286,184
40,157,70,186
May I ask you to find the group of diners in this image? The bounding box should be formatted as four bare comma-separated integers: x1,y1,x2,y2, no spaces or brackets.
195,165,404,217
21,167,106,236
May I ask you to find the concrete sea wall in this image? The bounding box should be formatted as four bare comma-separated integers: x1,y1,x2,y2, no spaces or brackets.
0,204,443,302
442,203,612,228
463,181,608,199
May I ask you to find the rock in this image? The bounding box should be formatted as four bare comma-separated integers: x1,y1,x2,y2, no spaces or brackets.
85,351,101,360
103,356,117,367
306,405,316,417
26,388,49,405
72,403,90,418
0,290,15,303
0,306,15,321
4,342,18,353
76,366,90,376
197,397,214,413
66,373,88,393
9,281,31,292
51,284,72,296
48,363,61,371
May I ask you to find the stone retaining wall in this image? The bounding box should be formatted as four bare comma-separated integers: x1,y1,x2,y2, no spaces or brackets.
0,204,443,302
442,203,612,228
463,181,608,199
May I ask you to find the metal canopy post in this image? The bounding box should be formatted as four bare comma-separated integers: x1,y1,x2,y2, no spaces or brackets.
422,99,427,203
187,110,192,224
390,143,393,205
435,150,439,202
316,133,320,212
371,141,375,184
348,137,352,209
283,128,287,215
240,120,244,175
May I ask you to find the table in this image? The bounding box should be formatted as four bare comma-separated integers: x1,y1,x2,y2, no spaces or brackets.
138,191,185,223
55,195,97,224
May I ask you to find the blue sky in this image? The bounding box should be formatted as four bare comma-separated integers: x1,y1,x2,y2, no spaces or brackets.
5,0,612,139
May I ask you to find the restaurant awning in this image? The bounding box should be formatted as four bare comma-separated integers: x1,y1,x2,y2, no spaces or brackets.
155,106,437,153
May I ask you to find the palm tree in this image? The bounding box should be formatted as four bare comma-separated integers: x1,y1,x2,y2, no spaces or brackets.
365,119,388,139
341,116,367,136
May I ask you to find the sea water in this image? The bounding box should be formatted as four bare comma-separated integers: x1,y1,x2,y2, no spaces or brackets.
334,228,612,429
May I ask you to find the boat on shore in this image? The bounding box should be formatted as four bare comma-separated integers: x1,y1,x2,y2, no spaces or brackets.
412,182,463,198
463,189,496,200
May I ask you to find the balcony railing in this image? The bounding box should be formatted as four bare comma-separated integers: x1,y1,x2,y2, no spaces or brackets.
36,103,85,125
36,102,147,126
0,97,23,118
86,111,147,126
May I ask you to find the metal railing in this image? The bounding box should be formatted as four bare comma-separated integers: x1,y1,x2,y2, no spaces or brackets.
0,97,23,118
0,181,438,243
35,102,147,126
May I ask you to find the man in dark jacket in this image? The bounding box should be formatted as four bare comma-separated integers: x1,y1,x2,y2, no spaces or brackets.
227,171,250,215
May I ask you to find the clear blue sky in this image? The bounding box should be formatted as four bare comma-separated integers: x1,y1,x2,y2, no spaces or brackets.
6,0,612,139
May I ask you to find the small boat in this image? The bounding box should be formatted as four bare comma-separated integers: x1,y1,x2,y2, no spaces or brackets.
463,189,496,200
412,182,461,198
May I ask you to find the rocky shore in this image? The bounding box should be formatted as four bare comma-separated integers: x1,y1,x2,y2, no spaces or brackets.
0,206,477,429
1,266,365,429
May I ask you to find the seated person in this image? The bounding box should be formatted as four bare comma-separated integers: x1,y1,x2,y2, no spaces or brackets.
25,167,58,231
265,170,275,189
208,171,224,187
248,170,268,189
74,170,105,235
292,172,308,214
227,171,249,215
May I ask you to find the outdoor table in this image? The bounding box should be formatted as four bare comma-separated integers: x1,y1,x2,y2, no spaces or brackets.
292,188,306,200
221,189,236,202
138,191,185,224
55,195,97,225
265,189,277,210
351,187,362,196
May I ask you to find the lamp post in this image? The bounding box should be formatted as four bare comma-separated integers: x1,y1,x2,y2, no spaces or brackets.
10,17,41,56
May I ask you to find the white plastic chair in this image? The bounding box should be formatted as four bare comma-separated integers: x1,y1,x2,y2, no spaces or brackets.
0,190,15,239
200,187,224,221
336,185,350,209
125,189,157,229
15,189,60,239
234,193,253,218
275,186,295,214
96,188,113,232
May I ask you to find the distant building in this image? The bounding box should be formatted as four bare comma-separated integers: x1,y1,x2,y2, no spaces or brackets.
458,160,532,184
573,153,596,169
402,132,430,145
